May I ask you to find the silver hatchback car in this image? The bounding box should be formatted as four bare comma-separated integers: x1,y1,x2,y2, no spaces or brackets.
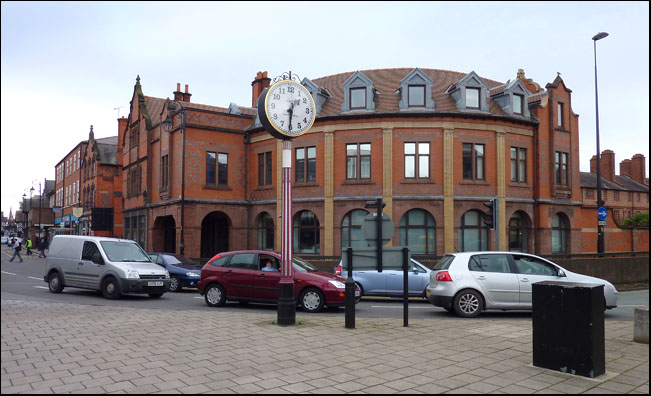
426,252,619,317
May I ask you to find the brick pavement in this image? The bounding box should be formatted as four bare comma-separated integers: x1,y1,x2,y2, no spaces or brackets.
1,299,648,394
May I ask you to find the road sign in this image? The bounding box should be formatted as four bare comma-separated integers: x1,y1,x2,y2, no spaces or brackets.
597,207,607,221
361,213,394,246
598,220,607,226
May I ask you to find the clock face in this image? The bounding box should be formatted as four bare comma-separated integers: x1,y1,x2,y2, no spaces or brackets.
263,80,316,139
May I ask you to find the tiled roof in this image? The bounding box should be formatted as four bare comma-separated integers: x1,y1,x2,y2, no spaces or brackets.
145,97,256,124
311,68,513,118
143,96,168,127
580,172,649,192
615,175,649,192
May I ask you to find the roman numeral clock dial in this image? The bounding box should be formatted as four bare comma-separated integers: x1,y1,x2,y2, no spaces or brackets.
258,79,316,140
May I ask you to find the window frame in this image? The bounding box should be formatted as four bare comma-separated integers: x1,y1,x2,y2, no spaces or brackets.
349,87,367,110
346,143,371,180
513,94,524,115
295,146,316,183
466,87,480,109
258,152,273,186
555,151,569,186
404,142,430,179
510,147,527,183
462,143,485,180
407,85,426,108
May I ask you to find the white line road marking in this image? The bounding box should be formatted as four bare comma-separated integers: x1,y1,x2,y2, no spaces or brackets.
28,276,43,281
1,271,17,276
33,286,49,290
370,305,431,309
194,296,203,299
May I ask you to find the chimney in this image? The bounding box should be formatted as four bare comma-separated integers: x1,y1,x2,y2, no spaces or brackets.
600,150,616,182
182,84,192,103
173,83,183,102
590,155,598,174
251,71,271,107
631,154,647,185
620,159,632,178
117,116,128,157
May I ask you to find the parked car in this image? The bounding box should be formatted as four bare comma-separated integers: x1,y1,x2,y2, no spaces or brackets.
335,258,431,299
44,235,170,299
199,250,360,313
1,236,8,245
148,253,202,292
426,252,619,318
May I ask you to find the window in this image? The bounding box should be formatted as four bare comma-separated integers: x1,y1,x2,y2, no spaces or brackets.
555,152,569,186
459,210,488,252
404,143,430,179
207,152,229,186
226,253,257,271
258,152,273,186
408,85,425,107
161,155,169,190
293,210,320,254
130,127,139,148
257,212,274,251
513,94,523,115
585,189,594,198
462,143,485,180
399,209,436,254
346,143,371,180
349,87,366,110
295,146,316,183
469,254,511,273
510,147,526,182
551,213,569,254
341,209,369,249
81,241,100,261
557,102,564,127
513,255,558,276
614,191,620,201
466,87,480,109
508,212,529,253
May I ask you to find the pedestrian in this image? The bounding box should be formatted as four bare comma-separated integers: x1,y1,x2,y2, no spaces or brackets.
38,238,47,258
9,238,23,263
26,238,33,255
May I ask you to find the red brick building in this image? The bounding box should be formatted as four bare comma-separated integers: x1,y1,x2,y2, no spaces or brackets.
54,141,87,232
116,68,648,259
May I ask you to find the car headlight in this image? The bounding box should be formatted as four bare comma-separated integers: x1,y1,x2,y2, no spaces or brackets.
165,271,170,279
186,272,200,277
126,270,140,279
328,280,345,289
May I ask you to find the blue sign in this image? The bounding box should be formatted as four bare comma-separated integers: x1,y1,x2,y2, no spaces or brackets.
597,207,607,221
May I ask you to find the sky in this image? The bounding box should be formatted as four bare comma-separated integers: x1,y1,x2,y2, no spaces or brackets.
1,1,649,218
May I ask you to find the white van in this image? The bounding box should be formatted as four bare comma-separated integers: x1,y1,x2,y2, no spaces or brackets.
44,235,171,299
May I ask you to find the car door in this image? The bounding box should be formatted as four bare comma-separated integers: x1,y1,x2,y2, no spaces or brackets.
353,269,387,295
385,260,427,295
253,254,282,301
468,254,520,308
77,241,105,290
512,254,564,306
222,253,258,299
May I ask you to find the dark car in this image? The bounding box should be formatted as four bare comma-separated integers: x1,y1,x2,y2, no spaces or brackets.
148,253,202,292
198,250,360,313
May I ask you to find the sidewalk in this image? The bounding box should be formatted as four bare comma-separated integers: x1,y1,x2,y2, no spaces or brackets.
1,298,648,394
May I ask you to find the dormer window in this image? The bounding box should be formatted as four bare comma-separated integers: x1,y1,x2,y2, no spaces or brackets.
341,71,376,112
350,87,367,110
408,85,425,107
466,87,480,109
513,94,523,114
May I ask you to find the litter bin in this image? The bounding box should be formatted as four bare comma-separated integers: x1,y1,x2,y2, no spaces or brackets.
532,281,605,378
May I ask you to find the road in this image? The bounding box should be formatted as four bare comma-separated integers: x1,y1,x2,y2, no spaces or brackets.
1,244,647,322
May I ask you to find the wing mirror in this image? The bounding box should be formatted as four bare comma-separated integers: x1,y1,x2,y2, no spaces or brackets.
557,269,567,278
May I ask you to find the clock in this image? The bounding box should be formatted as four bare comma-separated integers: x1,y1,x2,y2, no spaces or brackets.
257,79,316,140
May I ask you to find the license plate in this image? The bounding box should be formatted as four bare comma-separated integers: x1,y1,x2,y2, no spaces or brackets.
148,281,164,287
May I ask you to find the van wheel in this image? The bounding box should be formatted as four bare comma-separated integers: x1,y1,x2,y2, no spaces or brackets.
48,272,64,293
205,284,226,307
102,277,121,300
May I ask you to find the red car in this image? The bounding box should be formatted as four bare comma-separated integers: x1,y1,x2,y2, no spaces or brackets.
199,250,359,313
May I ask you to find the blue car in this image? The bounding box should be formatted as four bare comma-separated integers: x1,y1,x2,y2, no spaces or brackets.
148,253,202,292
335,258,431,299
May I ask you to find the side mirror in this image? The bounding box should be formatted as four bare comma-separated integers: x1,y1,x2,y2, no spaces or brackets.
557,269,566,278
92,252,104,265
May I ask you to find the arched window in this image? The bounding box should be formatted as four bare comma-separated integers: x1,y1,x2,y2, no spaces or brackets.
293,211,320,254
257,212,274,251
399,209,436,254
508,211,530,253
459,210,488,252
341,209,369,249
552,213,569,254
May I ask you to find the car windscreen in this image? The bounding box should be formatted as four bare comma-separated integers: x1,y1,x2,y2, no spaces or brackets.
100,241,151,262
162,254,194,265
432,255,455,270
293,257,319,273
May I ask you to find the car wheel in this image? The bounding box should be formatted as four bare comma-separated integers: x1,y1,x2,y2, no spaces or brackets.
300,288,325,313
102,277,121,300
48,272,64,293
169,276,180,292
205,284,226,307
453,289,482,318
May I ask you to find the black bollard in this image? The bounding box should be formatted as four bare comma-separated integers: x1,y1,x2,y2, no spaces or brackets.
345,247,356,329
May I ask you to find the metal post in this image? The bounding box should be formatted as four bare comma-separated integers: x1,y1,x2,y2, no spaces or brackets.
403,247,409,327
345,247,355,329
180,108,186,256
277,140,296,325
376,198,383,272
38,182,42,241
593,34,607,256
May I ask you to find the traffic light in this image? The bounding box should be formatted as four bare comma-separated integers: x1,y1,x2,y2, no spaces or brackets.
483,199,496,230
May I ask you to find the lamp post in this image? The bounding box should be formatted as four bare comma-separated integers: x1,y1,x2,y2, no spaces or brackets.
162,100,187,256
593,31,608,255
38,181,43,241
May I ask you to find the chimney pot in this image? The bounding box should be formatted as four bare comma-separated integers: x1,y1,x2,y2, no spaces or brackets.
185,84,189,94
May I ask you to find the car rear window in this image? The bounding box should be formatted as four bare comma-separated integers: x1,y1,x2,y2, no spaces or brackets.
432,255,455,270
207,255,230,267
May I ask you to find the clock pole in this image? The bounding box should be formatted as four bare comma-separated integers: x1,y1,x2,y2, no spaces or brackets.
277,140,296,325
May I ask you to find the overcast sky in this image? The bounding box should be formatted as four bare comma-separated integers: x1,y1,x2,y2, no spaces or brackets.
1,1,649,217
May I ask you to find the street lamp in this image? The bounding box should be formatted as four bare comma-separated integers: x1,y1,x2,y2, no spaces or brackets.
162,100,187,256
593,31,608,255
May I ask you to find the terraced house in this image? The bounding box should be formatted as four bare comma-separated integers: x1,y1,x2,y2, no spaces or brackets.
117,68,648,260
